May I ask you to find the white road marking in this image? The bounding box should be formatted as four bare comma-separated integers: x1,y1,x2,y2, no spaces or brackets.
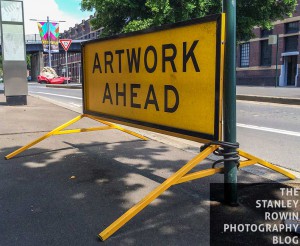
237,123,300,137
69,102,81,107
29,90,300,137
31,91,82,100
29,86,50,89
31,86,81,90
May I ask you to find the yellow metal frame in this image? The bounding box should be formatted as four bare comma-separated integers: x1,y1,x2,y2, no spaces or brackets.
5,114,147,160
5,115,296,241
98,146,296,241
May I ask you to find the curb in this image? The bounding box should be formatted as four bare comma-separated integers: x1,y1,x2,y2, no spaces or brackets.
237,94,300,105
46,84,82,89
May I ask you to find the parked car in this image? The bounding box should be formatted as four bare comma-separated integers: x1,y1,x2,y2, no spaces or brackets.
37,67,70,84
37,75,70,84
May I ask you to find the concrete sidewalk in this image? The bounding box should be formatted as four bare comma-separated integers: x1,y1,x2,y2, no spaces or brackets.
0,93,299,245
237,86,300,105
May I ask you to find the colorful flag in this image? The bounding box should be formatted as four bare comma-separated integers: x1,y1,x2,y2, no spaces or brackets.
37,21,59,53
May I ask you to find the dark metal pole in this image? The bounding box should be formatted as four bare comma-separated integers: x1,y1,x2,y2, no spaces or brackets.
66,50,69,84
275,34,279,87
223,0,238,205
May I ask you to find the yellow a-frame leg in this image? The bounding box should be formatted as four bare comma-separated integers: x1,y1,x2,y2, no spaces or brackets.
238,149,296,180
98,145,296,241
174,149,296,184
98,145,218,241
5,114,147,160
84,114,148,141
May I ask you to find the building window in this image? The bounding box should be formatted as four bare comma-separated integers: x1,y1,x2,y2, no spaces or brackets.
260,40,272,66
285,35,298,52
285,21,299,34
261,29,273,38
240,42,250,67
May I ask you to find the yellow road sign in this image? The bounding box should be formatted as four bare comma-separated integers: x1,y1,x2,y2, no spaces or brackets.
82,14,225,142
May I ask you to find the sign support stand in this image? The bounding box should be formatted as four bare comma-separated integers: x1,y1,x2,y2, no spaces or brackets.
59,39,72,83
65,50,68,83
4,114,148,160
5,114,296,241
223,0,238,205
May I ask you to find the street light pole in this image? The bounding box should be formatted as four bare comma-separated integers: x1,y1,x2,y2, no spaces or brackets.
47,16,51,67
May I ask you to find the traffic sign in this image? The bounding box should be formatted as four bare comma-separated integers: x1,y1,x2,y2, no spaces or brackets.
59,39,72,51
82,15,225,142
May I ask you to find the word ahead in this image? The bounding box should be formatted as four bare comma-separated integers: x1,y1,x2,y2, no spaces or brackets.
102,83,179,113
82,14,224,142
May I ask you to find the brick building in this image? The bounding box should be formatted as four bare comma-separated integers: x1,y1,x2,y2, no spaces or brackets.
45,14,103,82
237,2,300,87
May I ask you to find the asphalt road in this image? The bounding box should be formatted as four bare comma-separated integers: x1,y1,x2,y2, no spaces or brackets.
236,101,300,172
28,83,83,111
4,82,300,172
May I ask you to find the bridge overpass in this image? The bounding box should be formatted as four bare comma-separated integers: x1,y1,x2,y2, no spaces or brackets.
25,40,83,53
0,39,82,54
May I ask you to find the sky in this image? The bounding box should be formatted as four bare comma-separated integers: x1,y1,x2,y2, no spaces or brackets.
22,0,94,35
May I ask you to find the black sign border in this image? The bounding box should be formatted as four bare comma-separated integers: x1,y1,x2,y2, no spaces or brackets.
81,14,223,142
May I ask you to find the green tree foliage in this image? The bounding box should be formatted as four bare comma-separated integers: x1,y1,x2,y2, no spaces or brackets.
236,0,297,40
81,0,297,41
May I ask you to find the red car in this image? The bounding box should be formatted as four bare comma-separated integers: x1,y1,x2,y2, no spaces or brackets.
37,75,70,84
